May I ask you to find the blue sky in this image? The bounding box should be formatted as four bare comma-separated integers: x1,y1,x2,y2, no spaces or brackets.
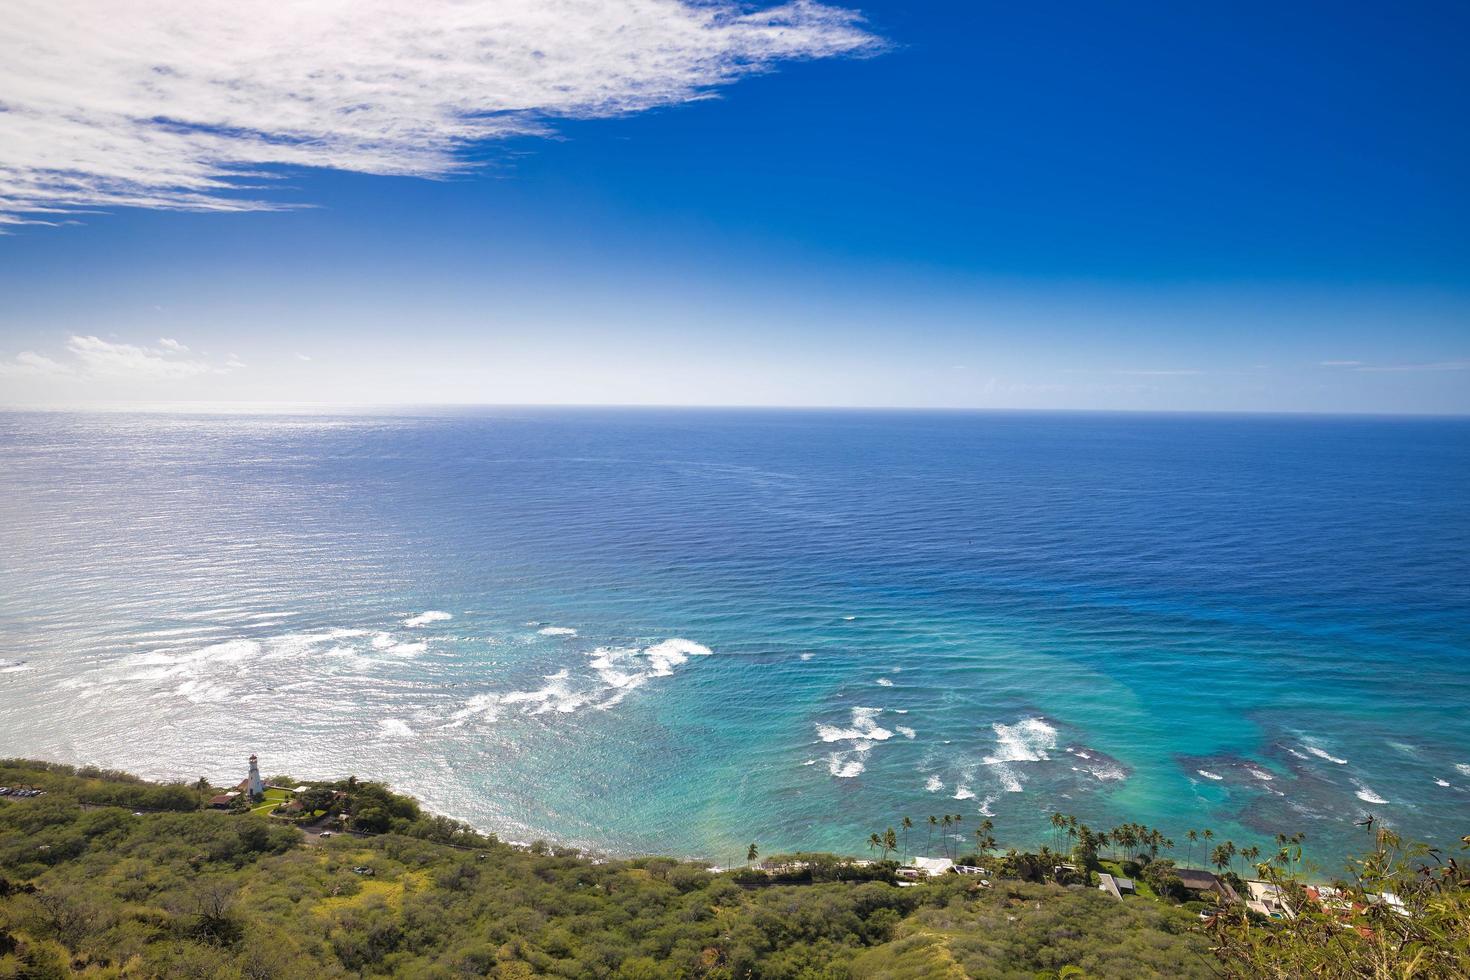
1,1,1467,412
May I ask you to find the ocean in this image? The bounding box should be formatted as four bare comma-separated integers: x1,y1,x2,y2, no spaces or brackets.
1,407,1466,870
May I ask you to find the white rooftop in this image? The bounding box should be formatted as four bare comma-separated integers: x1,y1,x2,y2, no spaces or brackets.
909,856,954,875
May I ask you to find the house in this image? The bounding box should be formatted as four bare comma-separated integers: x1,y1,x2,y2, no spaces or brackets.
1098,872,1135,900
1174,868,1240,904
208,791,240,809
1246,880,1295,919
907,856,954,878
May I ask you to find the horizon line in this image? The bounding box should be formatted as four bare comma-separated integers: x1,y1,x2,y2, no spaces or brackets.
2,401,1468,421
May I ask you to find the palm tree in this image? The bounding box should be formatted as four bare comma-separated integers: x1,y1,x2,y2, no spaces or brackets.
884,827,898,861
901,816,913,859
1113,824,1137,862
868,833,882,858
973,818,996,857
940,815,953,860
927,815,938,854
1050,812,1067,852
1210,843,1231,875
746,842,758,866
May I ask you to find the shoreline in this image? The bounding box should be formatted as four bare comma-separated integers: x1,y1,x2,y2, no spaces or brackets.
0,753,1365,888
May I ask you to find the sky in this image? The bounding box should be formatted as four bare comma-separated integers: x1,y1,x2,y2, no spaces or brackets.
1,0,1467,413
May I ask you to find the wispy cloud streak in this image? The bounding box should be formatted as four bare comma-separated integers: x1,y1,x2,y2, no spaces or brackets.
0,336,236,379
0,0,879,224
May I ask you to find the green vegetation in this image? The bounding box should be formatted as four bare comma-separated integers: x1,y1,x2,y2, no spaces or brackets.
0,761,1465,978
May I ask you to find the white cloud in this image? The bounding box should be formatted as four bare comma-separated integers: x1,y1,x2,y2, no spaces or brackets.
0,0,879,223
1353,360,1469,373
1112,369,1203,377
1320,360,1362,367
158,337,189,352
52,335,239,378
0,351,72,377
296,353,312,362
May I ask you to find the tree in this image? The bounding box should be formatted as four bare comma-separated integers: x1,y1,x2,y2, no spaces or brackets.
868,833,882,858
1051,812,1067,852
1208,826,1470,978
297,787,336,816
1141,859,1189,903
1186,829,1198,866
746,843,758,866
901,816,913,859
927,815,938,854
883,827,898,861
973,819,996,856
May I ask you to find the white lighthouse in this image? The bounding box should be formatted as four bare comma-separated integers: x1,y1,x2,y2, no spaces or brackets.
247,754,264,798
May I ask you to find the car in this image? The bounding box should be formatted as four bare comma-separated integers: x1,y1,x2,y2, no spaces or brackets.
133,811,145,816
318,830,334,838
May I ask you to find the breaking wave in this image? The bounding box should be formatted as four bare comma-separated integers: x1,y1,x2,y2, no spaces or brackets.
1353,780,1388,805
817,706,892,779
1305,745,1348,765
403,610,452,627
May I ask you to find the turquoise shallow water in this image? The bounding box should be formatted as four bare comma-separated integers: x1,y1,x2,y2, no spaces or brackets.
0,408,1467,869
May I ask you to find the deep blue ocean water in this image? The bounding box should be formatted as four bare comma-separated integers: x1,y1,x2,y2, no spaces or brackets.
1,408,1467,870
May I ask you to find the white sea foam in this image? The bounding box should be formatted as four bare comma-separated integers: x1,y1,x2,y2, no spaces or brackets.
991,764,1023,793
842,615,856,621
953,786,975,800
984,717,1057,764
1353,781,1388,805
894,709,908,714
875,677,894,687
403,610,452,627
799,652,815,661
802,759,817,766
0,660,30,673
1197,770,1224,781
449,692,501,725
896,726,916,740
1305,745,1348,765
1434,778,1450,787
978,795,997,817
1084,762,1127,782
1286,747,1310,760
503,669,591,715
924,775,943,792
816,707,891,779
1456,764,1470,778
538,626,577,636
1247,767,1275,782
378,719,414,738
173,678,232,703
817,706,894,743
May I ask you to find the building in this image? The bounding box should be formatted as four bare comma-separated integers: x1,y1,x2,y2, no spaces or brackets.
1098,872,1136,900
233,754,266,799
209,791,241,808
906,856,954,878
1245,880,1295,919
1174,868,1240,904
